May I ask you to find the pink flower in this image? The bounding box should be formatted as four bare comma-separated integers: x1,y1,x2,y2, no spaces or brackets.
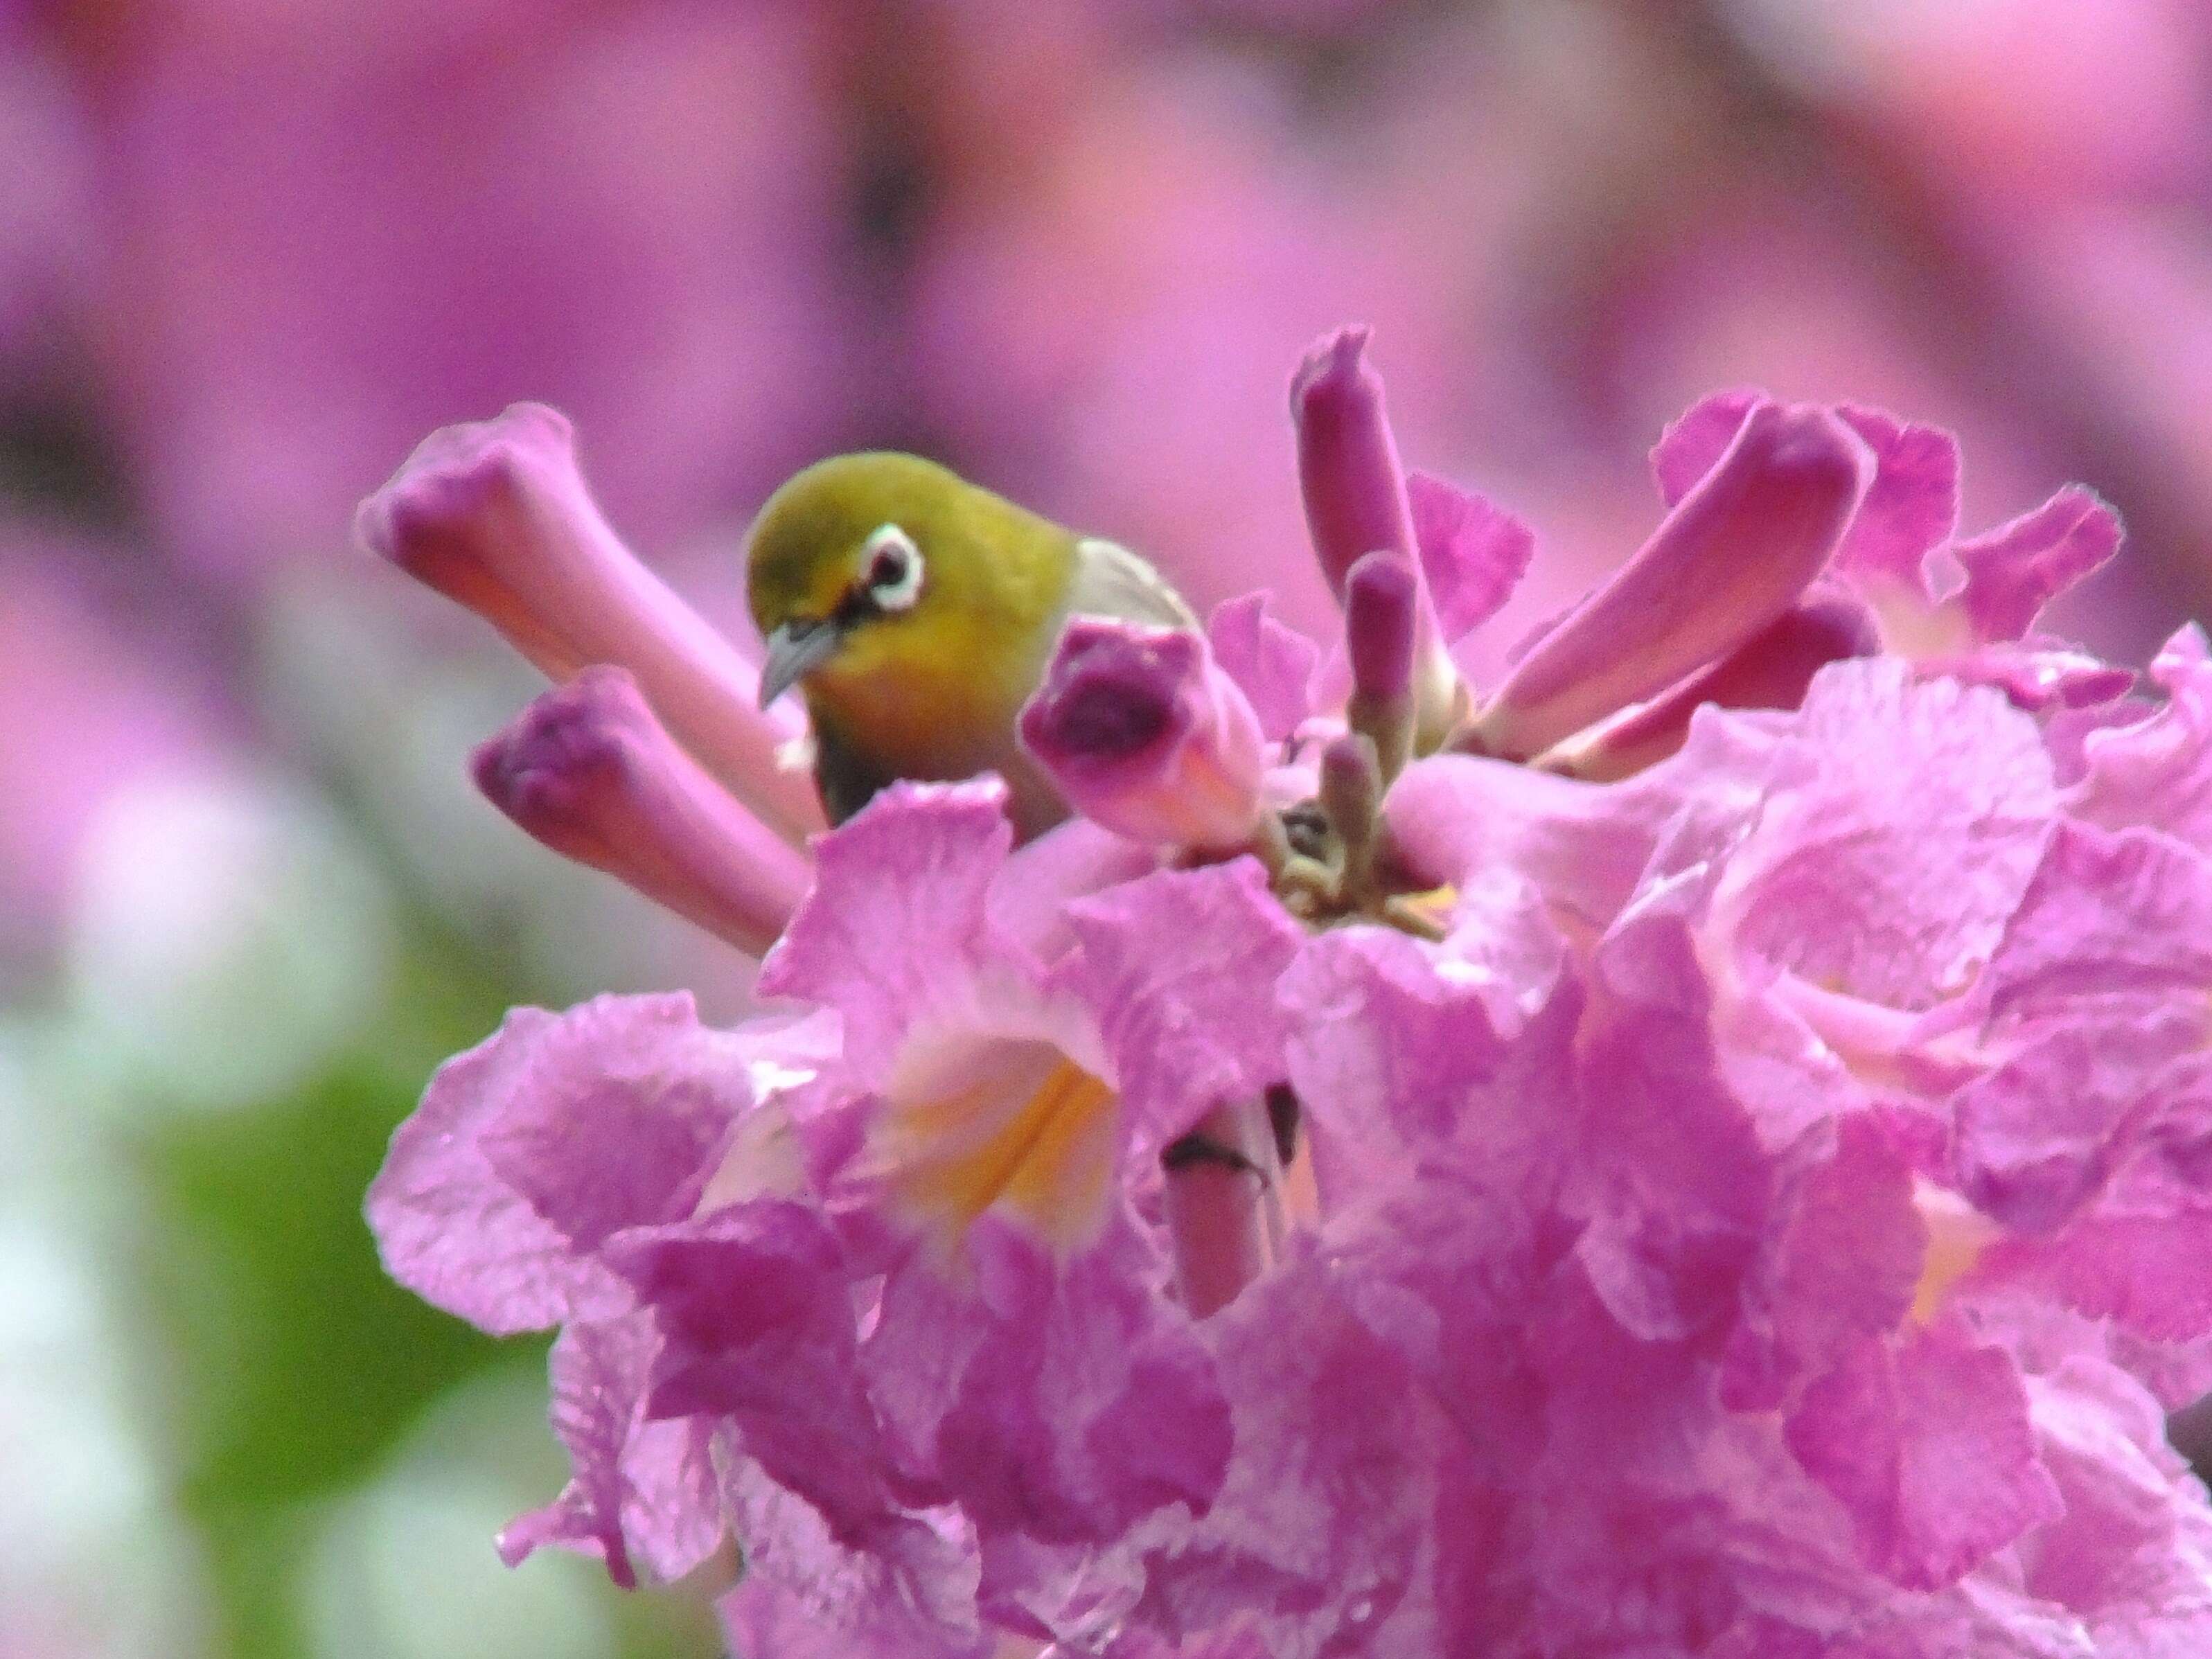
1291,328,1460,747
472,666,810,957
1019,621,1268,853
1655,391,2129,710
1471,398,1872,762
365,334,2212,1653
356,401,820,844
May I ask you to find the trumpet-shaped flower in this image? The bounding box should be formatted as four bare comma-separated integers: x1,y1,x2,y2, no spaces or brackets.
364,331,2212,1656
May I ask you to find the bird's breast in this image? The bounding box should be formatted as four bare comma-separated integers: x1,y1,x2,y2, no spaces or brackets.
807,630,1046,781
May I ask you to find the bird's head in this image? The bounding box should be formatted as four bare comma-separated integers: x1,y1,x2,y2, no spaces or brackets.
745,452,1073,711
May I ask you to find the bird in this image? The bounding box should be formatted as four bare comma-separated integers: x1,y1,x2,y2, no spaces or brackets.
745,452,1196,840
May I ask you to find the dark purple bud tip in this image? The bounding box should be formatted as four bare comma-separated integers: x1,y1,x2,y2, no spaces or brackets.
1020,618,1266,850
1040,664,1177,760
1345,551,1419,702
1020,622,1195,767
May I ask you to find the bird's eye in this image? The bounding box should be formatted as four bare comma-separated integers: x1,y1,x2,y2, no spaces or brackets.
862,524,924,612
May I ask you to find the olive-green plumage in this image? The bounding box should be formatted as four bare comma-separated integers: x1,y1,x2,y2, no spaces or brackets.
745,453,1194,840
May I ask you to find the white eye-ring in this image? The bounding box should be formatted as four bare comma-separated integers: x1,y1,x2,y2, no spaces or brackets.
862,523,924,612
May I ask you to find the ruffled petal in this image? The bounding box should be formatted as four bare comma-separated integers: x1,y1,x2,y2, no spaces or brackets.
1784,1321,2062,1590
1720,1115,1926,1412
716,1465,991,1659
497,1313,723,1589
864,1213,1230,1548
366,993,751,1334
2069,625,2212,853
1715,662,2056,1010
604,1200,912,1538
1205,593,1318,743
1064,860,1304,1144
1977,822,2212,1040
1276,896,1575,1202
1832,405,1963,594
1956,486,2124,646
1406,469,1534,646
759,781,1016,1074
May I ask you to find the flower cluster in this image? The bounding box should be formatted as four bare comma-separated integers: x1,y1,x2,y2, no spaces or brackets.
359,328,2212,1656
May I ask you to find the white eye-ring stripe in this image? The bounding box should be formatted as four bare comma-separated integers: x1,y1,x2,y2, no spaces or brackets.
863,523,925,612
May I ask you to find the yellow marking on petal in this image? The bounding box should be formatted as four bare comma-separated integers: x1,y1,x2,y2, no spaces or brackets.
1909,1181,1999,1324
697,1107,808,1214
884,1040,1120,1257
1406,882,1457,915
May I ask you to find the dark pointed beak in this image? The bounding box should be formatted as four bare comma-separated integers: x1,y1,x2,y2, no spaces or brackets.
758,619,841,708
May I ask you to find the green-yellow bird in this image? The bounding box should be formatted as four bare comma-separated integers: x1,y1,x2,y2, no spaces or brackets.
747,452,1196,840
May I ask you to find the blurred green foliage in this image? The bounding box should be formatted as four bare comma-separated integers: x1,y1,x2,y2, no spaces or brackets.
114,921,720,1658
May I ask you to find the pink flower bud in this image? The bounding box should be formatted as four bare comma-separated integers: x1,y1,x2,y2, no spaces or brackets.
1318,732,1383,842
1552,599,1879,781
1345,551,1417,704
1345,551,1418,779
356,403,822,844
472,666,811,957
1472,400,1872,761
1019,620,1266,853
1291,327,1460,746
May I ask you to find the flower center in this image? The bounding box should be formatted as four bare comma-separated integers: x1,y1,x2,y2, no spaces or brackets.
1909,1182,1998,1324
878,1032,1120,1257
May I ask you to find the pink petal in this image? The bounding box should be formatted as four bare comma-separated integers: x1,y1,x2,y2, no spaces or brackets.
986,816,1165,966
1573,905,1770,1341
865,1213,1230,1547
1477,401,1870,760
757,781,1015,1075
1720,1115,1926,1412
366,993,747,1335
2019,1357,2212,1629
1654,396,1961,597
1832,405,1963,594
1956,486,2123,644
497,1313,723,1589
1718,662,2055,1010
1649,388,1761,506
1994,1192,2212,1348
1383,748,1717,936
2069,625,2212,851
1064,860,1304,1144
1785,1322,2062,1590
1558,598,1877,781
606,1201,910,1539
1978,822,2212,1039
1277,910,1574,1203
1952,1029,2212,1234
1132,1241,1456,1656
717,1465,990,1659
1205,592,1318,743
1406,469,1534,644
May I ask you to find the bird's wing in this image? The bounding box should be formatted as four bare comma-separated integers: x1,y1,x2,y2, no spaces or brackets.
1068,537,1200,631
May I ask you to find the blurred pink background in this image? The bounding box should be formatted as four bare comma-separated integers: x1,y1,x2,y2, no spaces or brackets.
4,2,2210,1655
